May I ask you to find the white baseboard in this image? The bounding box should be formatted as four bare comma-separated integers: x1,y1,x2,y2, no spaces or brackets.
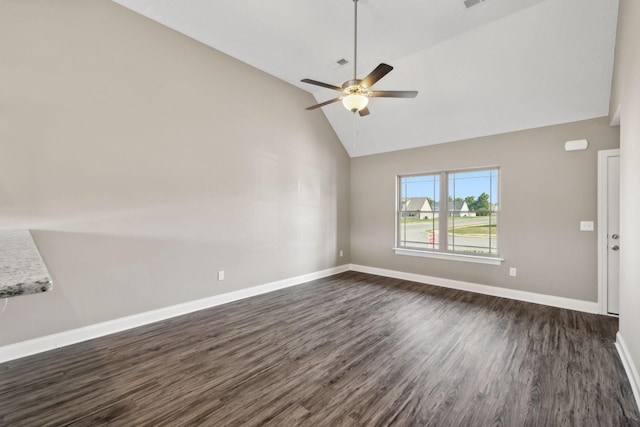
0,264,349,364
349,264,599,314
1,263,604,364
616,332,640,412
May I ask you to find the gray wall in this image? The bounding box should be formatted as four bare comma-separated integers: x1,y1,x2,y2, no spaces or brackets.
0,1,350,345
351,117,619,301
610,0,640,389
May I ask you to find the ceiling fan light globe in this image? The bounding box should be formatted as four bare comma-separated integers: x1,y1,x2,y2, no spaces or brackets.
342,94,369,113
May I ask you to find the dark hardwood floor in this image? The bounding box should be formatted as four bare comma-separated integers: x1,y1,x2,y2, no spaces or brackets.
1,271,639,426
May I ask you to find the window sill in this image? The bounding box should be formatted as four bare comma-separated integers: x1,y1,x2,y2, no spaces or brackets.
393,248,504,265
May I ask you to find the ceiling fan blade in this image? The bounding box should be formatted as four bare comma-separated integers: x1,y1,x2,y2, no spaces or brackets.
370,90,418,98
301,79,343,91
358,107,370,117
305,97,343,110
360,63,394,88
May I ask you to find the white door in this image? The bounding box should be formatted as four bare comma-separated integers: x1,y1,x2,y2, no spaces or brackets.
606,155,620,314
598,149,620,315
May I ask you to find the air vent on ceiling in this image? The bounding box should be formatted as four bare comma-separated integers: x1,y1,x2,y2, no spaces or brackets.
328,58,349,70
464,0,487,8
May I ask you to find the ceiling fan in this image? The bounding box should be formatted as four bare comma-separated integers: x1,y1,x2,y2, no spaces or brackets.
302,0,418,116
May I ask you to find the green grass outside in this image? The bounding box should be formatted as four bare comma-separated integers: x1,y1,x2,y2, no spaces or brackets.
448,224,496,235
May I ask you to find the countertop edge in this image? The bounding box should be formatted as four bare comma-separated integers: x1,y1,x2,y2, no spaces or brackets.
0,278,53,299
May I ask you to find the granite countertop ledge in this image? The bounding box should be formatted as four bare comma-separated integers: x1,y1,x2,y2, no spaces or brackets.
0,230,52,299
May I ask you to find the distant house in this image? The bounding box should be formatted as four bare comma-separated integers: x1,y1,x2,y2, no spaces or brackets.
455,201,474,217
401,199,479,218
432,201,475,217
400,197,434,219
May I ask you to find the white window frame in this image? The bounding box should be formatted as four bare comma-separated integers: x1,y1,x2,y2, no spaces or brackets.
394,167,503,265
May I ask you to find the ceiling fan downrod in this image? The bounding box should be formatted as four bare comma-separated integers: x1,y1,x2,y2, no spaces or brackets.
342,0,368,113
353,0,358,81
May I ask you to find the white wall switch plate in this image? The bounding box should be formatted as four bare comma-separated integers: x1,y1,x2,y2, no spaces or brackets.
217,271,224,281
509,267,517,277
580,221,594,231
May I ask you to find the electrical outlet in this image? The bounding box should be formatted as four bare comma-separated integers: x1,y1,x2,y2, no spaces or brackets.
509,267,517,277
217,271,224,281
339,250,344,257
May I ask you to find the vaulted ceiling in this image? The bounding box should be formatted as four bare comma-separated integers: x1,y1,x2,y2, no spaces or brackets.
113,0,619,157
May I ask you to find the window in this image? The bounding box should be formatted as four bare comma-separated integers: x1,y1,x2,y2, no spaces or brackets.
396,168,500,264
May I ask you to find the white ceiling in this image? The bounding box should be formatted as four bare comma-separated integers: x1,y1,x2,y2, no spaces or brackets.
113,0,619,157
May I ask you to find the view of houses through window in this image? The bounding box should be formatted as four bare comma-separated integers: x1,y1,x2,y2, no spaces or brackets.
398,168,499,256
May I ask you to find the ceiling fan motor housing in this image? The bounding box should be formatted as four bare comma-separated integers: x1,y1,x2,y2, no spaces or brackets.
342,79,370,95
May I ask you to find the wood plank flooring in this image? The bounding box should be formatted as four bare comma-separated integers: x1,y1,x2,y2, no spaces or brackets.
1,271,639,426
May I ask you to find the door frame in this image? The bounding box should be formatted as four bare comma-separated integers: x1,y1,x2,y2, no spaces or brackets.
597,149,620,315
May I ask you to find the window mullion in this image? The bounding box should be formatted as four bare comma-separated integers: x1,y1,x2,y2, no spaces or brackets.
439,172,447,250
396,178,400,248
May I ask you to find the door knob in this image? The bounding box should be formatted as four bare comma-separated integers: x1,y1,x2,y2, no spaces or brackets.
611,245,620,251
612,234,619,239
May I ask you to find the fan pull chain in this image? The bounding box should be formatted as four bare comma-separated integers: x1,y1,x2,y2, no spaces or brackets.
353,110,359,149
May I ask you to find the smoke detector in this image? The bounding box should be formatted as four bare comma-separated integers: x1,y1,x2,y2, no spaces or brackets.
464,0,488,8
